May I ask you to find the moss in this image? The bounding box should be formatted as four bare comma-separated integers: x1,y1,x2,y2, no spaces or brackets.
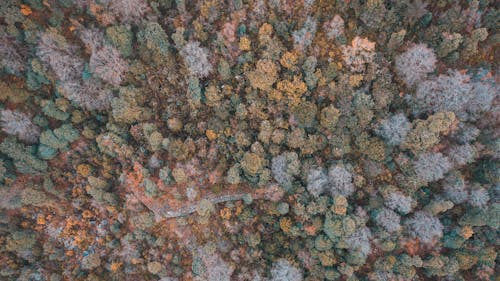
148,131,163,152
147,261,163,274
247,59,278,92
205,84,223,107
106,25,133,57
226,164,241,185
292,101,317,128
21,187,48,207
171,167,187,184
111,86,151,123
0,137,47,175
331,195,348,215
41,100,70,121
0,82,30,104
6,231,37,254
168,139,191,161
355,132,386,162
54,124,79,142
403,111,457,152
315,235,333,251
130,212,155,230
137,22,172,65
196,199,215,217
81,254,101,270
38,144,57,160
40,130,67,150
240,152,264,176
320,105,340,131
26,59,51,91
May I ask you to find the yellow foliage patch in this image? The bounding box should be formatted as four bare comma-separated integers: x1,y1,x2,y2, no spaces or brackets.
206,129,218,141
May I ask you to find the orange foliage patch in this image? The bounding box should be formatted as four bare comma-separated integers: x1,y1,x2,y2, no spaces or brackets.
403,238,420,256
304,224,317,236
20,4,32,16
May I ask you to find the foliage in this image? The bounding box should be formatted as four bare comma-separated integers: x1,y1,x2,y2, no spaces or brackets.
0,110,40,143
270,259,303,281
180,41,213,78
395,44,436,87
405,211,443,244
0,0,498,280
413,152,452,182
375,113,411,146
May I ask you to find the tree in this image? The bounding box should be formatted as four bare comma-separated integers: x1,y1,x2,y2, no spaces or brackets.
0,110,40,143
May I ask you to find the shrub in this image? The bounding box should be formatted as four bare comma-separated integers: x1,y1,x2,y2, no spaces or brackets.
452,123,480,144
352,91,375,128
395,44,436,87
404,0,429,26
226,164,241,185
39,29,114,111
79,28,105,51
0,160,5,181
105,25,133,57
81,253,101,270
303,56,319,89
111,86,151,123
306,165,355,197
319,105,340,130
0,110,40,143
240,152,265,177
6,230,37,256
41,100,70,121
40,130,67,150
247,59,278,92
